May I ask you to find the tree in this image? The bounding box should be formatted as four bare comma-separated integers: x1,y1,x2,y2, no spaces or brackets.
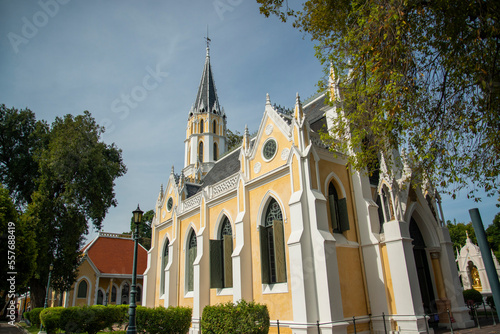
0,184,36,313
226,129,243,151
447,221,476,256
257,0,500,198
0,105,48,208
3,110,127,307
486,212,500,259
128,209,154,250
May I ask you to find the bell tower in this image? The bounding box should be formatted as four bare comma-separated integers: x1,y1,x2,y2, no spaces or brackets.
183,40,227,180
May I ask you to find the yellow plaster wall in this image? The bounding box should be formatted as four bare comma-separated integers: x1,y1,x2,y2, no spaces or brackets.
248,174,293,321
380,244,397,314
336,247,368,317
70,259,96,306
309,154,318,190
250,118,290,179
291,155,301,193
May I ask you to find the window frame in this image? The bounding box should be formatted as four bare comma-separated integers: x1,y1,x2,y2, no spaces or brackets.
160,238,170,296
199,141,204,162
327,181,350,233
210,216,233,290
186,229,197,294
77,280,88,299
259,198,287,286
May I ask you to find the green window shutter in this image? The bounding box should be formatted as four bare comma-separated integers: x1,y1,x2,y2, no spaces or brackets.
188,247,196,291
329,194,339,231
223,235,233,288
210,240,223,289
259,226,271,284
338,198,350,232
273,220,287,283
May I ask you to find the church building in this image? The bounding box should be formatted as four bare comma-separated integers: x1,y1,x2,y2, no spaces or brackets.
142,43,473,333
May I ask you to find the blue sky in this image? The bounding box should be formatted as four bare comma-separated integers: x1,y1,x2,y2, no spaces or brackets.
1,1,497,242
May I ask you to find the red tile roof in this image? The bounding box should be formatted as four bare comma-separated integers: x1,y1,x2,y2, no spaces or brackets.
84,235,147,275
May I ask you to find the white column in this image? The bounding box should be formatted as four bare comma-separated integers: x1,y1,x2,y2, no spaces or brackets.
384,220,427,333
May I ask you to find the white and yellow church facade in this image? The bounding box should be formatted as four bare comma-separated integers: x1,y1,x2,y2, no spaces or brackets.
142,45,473,333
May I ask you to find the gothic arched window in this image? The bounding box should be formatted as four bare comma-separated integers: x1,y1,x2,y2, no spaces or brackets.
187,230,197,292
328,181,349,233
199,141,204,162
259,198,286,284
210,216,233,288
213,120,217,134
200,119,204,133
77,280,87,298
160,238,169,295
213,142,218,161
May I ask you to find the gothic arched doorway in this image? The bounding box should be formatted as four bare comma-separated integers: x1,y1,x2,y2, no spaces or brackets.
410,217,436,313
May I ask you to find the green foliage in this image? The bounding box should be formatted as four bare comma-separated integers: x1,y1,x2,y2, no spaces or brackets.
43,305,125,334
256,0,500,199
0,185,36,302
486,212,500,259
201,299,270,334
40,307,65,334
0,105,47,207
129,209,154,250
446,221,476,256
463,289,483,308
226,129,243,151
486,295,496,310
136,306,192,334
28,307,43,327
12,110,127,306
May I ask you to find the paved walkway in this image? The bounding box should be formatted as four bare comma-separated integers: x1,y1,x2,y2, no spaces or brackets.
435,323,500,333
0,322,25,334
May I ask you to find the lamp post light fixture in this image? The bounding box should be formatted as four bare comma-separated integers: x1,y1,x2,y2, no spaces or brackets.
38,264,53,334
127,204,143,334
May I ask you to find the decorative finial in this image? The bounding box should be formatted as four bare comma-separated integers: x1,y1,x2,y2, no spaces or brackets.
266,93,271,105
205,26,211,57
296,92,300,103
171,165,174,174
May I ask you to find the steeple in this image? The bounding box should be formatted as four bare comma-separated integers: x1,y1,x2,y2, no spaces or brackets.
183,39,228,180
190,43,222,116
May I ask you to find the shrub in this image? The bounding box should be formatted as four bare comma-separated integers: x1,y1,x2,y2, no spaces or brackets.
463,289,483,309
201,299,270,334
40,307,65,334
22,310,30,322
136,306,192,334
28,307,44,327
59,305,126,334
487,296,496,310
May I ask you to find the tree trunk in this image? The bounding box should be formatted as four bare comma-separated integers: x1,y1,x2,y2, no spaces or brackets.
30,278,46,308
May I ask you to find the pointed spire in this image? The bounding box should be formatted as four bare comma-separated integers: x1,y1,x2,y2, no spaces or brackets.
294,92,303,120
179,170,185,188
192,37,220,116
243,124,250,150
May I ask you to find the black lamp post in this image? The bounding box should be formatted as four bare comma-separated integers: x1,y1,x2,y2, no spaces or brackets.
127,204,143,334
38,264,53,334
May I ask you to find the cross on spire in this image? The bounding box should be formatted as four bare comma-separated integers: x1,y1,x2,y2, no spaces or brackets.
205,26,211,56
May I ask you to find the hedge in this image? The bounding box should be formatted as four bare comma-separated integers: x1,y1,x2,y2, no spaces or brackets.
136,306,192,334
463,288,483,308
37,304,190,334
27,307,44,327
201,299,270,334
